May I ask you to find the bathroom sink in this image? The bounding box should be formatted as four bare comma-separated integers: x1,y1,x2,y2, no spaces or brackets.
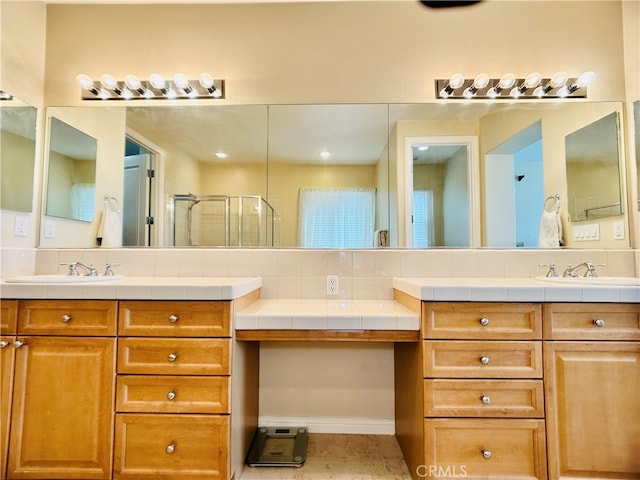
5,274,125,284
535,276,640,287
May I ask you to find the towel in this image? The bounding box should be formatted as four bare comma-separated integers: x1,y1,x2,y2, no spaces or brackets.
97,208,122,248
538,210,562,248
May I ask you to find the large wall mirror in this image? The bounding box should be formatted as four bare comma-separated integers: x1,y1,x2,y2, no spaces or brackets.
38,101,629,249
45,117,97,222
1,100,37,212
565,112,622,221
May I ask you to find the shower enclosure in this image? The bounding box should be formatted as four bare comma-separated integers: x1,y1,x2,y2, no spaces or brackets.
170,194,276,247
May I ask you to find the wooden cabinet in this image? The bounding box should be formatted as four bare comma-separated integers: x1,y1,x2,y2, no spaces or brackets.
113,301,232,480
396,301,546,480
544,303,640,480
1,300,18,480
5,300,117,480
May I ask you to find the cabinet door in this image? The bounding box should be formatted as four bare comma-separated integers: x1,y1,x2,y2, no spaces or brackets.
1,300,18,335
1,336,16,480
7,336,116,479
544,341,640,479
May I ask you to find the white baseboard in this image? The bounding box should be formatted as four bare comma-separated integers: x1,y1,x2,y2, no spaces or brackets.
257,416,395,435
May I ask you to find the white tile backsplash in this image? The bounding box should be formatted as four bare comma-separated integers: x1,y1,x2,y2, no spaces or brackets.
3,248,633,300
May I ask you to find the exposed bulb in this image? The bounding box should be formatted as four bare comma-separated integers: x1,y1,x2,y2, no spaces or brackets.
576,71,596,87
473,73,490,89
498,73,516,90
449,73,465,89
124,74,146,95
173,73,193,94
149,73,167,90
100,74,122,95
76,74,95,89
199,73,214,89
523,72,542,89
549,71,568,88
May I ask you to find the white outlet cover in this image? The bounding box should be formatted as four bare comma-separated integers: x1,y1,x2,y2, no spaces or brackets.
14,215,28,237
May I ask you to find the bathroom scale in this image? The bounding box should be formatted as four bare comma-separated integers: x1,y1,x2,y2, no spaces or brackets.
246,426,309,467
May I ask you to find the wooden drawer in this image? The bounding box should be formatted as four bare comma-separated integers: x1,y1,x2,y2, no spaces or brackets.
423,418,547,480
117,338,230,375
119,301,230,337
423,302,542,340
423,340,543,378
116,375,229,414
544,303,640,340
17,300,117,336
1,299,18,335
113,413,229,480
424,379,544,418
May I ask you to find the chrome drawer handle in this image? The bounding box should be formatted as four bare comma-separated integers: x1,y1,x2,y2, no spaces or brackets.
168,314,179,323
13,340,25,349
482,449,492,459
479,317,490,326
61,314,72,323
593,318,605,328
167,390,176,400
480,356,490,365
0,340,9,349
165,443,176,454
480,395,491,405
168,353,178,362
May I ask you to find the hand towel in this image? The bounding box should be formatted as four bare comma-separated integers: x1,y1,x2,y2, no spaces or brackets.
538,210,561,248
98,208,122,248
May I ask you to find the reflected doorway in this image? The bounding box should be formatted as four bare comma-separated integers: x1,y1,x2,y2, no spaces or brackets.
123,137,155,246
404,136,480,247
484,121,543,248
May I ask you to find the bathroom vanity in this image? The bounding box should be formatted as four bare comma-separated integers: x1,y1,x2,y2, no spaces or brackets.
1,276,639,480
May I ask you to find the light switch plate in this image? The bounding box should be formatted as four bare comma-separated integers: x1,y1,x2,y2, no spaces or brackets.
613,221,624,240
14,215,27,237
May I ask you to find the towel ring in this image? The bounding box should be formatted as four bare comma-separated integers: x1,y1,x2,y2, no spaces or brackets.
544,194,560,213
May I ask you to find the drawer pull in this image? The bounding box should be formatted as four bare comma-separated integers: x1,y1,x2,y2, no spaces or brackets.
479,317,490,326
165,443,176,454
0,340,9,349
480,395,491,404
60,314,72,323
593,318,606,328
481,449,492,459
13,340,25,349
168,314,179,323
167,390,177,400
168,353,178,362
480,355,490,365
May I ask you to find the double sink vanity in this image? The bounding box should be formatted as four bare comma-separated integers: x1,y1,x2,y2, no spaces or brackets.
1,274,638,480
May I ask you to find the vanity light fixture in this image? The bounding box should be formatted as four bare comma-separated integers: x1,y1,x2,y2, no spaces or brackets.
77,72,225,100
436,71,593,99
0,90,14,100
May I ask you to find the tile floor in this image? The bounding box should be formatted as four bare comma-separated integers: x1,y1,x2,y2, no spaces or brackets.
239,433,413,480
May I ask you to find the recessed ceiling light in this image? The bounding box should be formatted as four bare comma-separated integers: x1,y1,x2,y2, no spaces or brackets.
320,150,331,159
216,151,228,159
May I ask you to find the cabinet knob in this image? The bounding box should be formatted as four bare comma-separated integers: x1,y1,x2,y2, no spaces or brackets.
165,443,176,454
0,340,9,349
60,314,72,323
13,340,25,349
480,395,491,405
167,390,177,400
479,317,490,326
593,318,606,328
481,449,492,459
480,355,490,365
168,353,178,362
168,314,179,323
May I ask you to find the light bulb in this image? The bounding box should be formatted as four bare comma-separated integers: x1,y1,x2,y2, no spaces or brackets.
463,87,475,99
173,73,193,94
211,89,222,98
557,86,570,97
576,71,596,87
100,74,122,95
76,74,94,89
199,73,214,89
549,71,568,88
498,73,516,90
523,72,542,89
449,73,465,89
149,73,167,90
510,87,522,98
125,74,146,95
533,86,545,98
473,73,490,89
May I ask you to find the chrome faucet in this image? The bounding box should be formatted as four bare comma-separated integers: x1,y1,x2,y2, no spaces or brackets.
62,262,98,276
562,262,599,278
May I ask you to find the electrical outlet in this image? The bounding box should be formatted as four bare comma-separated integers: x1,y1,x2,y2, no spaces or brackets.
14,215,27,237
45,219,56,239
613,221,624,240
326,275,339,296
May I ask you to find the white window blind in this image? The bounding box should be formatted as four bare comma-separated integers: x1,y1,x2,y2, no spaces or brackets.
413,190,434,248
71,183,95,222
298,188,376,248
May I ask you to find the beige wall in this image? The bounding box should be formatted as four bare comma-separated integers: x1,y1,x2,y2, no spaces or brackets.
1,130,36,212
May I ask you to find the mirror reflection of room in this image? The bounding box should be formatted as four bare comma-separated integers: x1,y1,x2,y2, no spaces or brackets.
45,117,97,222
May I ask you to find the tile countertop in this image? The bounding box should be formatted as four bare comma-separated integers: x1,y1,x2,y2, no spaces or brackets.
392,277,640,304
235,299,420,331
0,276,262,301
